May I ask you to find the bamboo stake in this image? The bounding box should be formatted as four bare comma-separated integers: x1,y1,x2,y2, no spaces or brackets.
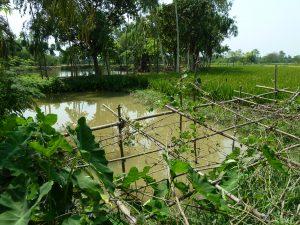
274,65,278,98
193,92,198,164
117,105,126,173
165,105,238,142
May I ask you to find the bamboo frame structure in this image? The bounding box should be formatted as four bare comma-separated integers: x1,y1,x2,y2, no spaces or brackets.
62,68,299,224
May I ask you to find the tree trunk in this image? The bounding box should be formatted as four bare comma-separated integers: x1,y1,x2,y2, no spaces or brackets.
192,50,199,72
105,51,111,76
92,53,101,77
158,36,165,70
174,0,180,74
43,55,49,80
187,49,190,71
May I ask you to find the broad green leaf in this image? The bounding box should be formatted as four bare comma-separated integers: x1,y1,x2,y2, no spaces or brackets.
0,181,53,225
154,181,169,198
220,170,240,192
0,127,32,170
62,215,81,225
74,171,102,197
170,160,190,174
262,145,286,174
188,169,229,211
144,199,169,218
123,166,150,188
174,181,189,193
29,136,72,157
75,117,114,192
44,114,58,126
0,193,30,225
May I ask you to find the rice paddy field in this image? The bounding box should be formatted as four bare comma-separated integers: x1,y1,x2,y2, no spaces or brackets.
149,65,300,100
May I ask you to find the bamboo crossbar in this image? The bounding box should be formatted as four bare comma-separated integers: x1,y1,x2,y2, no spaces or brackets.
192,85,300,142
63,111,174,137
194,91,275,109
210,100,300,141
256,85,299,95
165,105,237,141
233,90,277,102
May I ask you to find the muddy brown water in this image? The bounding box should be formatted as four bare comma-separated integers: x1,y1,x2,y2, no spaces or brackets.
24,92,236,185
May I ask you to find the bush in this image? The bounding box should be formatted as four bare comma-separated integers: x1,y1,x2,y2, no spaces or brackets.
0,70,42,117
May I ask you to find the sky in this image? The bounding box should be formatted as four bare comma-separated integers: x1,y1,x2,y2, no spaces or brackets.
2,0,300,56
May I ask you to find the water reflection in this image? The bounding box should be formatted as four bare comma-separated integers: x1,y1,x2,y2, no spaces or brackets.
57,69,130,78
24,92,236,180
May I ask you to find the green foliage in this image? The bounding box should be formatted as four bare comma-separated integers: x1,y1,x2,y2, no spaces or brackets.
122,166,151,188
262,145,287,174
0,110,115,224
0,181,53,225
0,70,42,118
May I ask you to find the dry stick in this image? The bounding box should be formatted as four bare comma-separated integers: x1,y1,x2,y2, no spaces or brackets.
111,199,137,224
287,90,299,103
184,117,267,145
193,85,300,142
76,115,265,165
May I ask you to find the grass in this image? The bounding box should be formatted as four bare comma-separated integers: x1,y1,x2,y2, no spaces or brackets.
147,65,300,100
19,65,300,100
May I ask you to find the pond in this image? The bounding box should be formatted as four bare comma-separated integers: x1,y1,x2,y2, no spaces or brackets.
57,69,129,77
24,92,236,181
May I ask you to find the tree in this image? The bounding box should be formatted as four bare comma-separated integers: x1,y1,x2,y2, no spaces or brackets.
157,0,237,71
244,49,260,64
0,2,16,62
15,0,144,77
227,50,243,65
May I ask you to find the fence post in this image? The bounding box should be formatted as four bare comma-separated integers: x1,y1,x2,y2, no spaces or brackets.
274,65,278,98
232,86,242,151
117,105,126,173
193,92,198,164
179,78,183,133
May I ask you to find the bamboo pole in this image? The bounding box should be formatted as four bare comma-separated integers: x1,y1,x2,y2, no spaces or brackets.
64,111,175,137
192,85,300,142
195,91,275,109
233,90,277,102
117,105,126,173
111,198,137,224
165,105,238,142
193,92,198,164
274,65,278,98
256,85,297,95
232,87,241,150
